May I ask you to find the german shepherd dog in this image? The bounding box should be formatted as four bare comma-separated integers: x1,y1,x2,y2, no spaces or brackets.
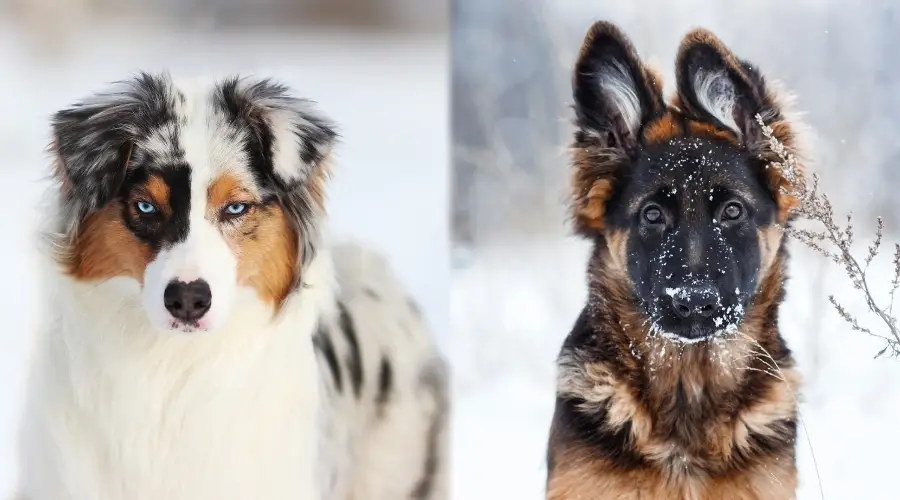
546,22,806,499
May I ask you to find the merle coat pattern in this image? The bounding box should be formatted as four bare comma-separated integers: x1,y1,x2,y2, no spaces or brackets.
15,72,448,500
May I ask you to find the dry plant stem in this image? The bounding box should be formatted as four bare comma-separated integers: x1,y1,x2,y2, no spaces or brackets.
755,114,900,357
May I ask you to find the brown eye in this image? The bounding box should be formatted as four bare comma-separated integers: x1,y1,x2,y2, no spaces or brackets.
722,202,744,221
643,205,664,224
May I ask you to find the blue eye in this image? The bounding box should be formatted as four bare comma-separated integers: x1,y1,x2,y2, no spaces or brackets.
224,203,248,216
136,201,157,214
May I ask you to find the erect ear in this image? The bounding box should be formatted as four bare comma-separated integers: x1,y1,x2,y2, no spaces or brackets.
569,21,664,236
675,29,805,222
675,29,767,137
572,21,665,154
51,72,172,225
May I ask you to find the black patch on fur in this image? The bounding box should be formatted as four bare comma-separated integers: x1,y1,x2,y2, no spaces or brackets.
313,325,343,393
119,165,191,249
551,396,645,471
411,361,448,500
363,287,380,300
375,355,393,416
337,302,364,398
214,77,278,194
52,72,180,222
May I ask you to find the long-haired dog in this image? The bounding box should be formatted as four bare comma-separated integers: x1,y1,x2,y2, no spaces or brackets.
14,73,449,500
546,22,806,499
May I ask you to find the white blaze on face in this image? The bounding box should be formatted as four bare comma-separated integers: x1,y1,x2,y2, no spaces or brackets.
141,85,247,334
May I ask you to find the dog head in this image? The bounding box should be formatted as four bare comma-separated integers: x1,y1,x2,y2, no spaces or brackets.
570,23,805,341
50,72,337,333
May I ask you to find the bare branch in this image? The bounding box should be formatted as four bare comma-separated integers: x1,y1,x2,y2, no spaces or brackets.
757,114,900,358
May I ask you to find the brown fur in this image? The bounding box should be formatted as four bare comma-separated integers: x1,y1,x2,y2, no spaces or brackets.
208,173,299,306
548,443,796,500
642,115,683,145
64,201,155,283
227,204,298,307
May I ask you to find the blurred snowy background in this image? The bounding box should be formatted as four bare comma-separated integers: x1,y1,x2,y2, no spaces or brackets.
0,0,448,495
452,0,900,499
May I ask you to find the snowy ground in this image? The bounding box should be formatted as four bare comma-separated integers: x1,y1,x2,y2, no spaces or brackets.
0,20,448,495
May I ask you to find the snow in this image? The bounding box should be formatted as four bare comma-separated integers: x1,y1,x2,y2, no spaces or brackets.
0,20,448,495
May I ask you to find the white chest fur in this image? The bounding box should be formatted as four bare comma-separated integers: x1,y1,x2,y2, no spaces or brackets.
17,259,336,500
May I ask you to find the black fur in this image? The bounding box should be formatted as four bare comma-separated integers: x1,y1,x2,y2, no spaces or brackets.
410,362,448,500
375,356,393,416
572,22,664,152
313,325,343,393
337,302,364,398
611,137,777,339
675,43,778,142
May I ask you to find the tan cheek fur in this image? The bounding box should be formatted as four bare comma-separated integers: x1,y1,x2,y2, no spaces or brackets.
605,229,630,276
757,225,784,281
63,203,154,283
62,172,174,283
230,205,298,306
207,174,299,306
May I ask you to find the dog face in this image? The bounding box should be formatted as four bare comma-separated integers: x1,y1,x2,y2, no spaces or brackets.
615,137,778,340
569,23,802,341
50,73,337,333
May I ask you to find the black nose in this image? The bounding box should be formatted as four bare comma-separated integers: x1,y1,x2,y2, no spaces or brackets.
670,286,719,318
164,279,212,322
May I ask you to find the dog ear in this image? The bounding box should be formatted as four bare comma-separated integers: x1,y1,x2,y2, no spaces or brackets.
569,22,664,235
572,21,665,154
221,77,338,267
675,29,781,146
50,74,169,222
222,77,338,191
675,29,804,221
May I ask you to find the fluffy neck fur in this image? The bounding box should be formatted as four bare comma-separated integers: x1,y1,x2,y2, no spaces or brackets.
18,247,337,500
560,237,798,475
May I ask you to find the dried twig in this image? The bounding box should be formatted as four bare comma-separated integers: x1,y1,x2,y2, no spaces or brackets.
756,114,900,357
